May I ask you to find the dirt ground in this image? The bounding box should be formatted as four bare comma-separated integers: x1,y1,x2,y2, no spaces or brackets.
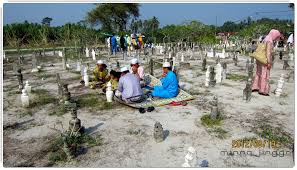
3,50,295,167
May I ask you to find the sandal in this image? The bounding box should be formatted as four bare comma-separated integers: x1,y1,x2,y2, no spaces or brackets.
139,107,146,114
147,106,155,112
259,93,269,96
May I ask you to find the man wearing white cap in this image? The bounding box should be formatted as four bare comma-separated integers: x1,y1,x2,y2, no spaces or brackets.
92,60,109,86
151,62,179,98
115,66,144,103
130,58,145,81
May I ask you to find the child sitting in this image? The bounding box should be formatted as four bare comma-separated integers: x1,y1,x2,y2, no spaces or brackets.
102,70,121,92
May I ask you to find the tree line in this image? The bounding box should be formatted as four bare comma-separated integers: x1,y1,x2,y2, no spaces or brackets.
4,3,294,49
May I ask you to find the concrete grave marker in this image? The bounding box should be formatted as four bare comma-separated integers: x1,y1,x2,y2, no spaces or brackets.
21,89,29,108
275,74,285,97
153,121,164,143
209,66,216,87
243,78,252,102
210,95,219,120
205,66,210,87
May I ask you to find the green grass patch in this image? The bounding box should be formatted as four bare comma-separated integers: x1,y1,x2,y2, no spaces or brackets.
49,104,67,116
30,89,56,108
19,109,33,117
48,132,103,163
76,93,112,110
226,73,248,81
254,123,293,148
34,71,55,79
270,80,276,85
280,92,288,98
254,122,294,148
201,114,223,127
185,111,191,115
208,127,228,139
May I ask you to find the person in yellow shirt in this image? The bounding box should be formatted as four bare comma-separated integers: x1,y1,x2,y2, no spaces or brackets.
91,60,109,89
138,33,143,49
102,70,121,92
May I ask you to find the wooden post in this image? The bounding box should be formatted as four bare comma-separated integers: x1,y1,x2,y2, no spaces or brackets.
150,58,154,76
62,48,67,70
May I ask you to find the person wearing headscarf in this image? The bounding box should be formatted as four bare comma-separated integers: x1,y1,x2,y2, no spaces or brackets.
252,29,282,96
151,62,179,98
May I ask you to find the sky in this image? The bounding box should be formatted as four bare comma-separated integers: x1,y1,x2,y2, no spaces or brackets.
3,3,294,27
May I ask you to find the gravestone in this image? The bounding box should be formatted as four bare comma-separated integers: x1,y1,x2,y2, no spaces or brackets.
275,74,285,97
181,53,185,62
62,84,71,102
116,61,120,69
205,66,210,87
287,70,294,82
19,55,24,64
106,81,113,102
182,147,196,167
174,65,180,82
246,58,250,73
24,81,32,93
215,63,222,84
31,54,39,72
62,48,67,70
153,122,164,143
21,89,29,107
283,60,290,70
233,53,238,66
243,78,252,102
84,68,89,87
16,68,23,92
149,58,154,76
69,107,82,133
209,66,216,87
247,62,254,80
202,57,207,71
85,47,90,58
210,95,219,120
56,73,63,101
92,49,96,61
58,51,63,57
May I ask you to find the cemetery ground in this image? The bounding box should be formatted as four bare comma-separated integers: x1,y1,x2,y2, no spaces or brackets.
3,49,294,167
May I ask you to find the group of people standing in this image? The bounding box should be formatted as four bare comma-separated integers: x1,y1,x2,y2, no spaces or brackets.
107,34,145,56
87,58,179,104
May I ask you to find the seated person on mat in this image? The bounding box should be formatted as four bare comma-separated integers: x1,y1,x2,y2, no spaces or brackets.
151,62,179,99
102,70,121,92
130,58,145,80
91,60,109,88
115,66,145,103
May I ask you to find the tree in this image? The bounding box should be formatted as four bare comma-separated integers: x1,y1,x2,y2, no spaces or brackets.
87,3,140,33
130,19,143,33
42,17,53,26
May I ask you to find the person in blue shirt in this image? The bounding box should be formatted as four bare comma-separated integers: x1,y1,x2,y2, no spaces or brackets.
151,62,179,98
111,34,117,55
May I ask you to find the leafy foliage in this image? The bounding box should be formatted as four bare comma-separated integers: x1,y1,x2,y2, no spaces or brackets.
86,3,140,33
